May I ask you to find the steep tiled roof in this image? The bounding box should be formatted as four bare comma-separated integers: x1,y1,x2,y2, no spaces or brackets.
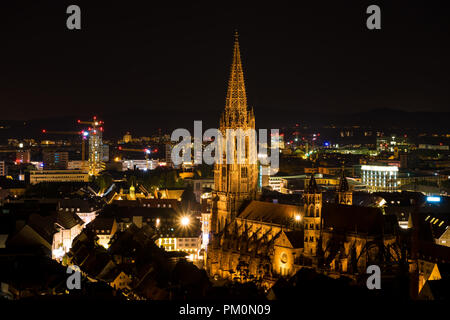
322,203,398,236
158,189,185,200
27,214,57,244
417,241,450,263
55,209,84,229
113,198,182,213
284,230,304,248
89,217,115,231
58,198,100,212
101,204,179,220
237,200,301,225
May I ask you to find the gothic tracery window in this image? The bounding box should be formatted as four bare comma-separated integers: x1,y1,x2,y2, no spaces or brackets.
241,167,248,178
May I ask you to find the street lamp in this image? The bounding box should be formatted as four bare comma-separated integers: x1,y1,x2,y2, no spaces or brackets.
180,216,190,227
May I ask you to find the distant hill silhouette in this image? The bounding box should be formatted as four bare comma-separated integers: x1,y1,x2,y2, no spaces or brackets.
0,108,449,142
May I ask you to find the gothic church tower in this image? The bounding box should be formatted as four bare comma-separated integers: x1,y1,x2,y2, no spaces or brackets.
212,32,258,233
303,175,322,256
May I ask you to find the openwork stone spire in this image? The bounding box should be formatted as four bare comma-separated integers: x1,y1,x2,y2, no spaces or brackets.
211,31,258,234
222,31,250,129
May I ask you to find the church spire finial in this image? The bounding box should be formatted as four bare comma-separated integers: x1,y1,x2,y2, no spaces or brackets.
307,173,319,194
336,161,352,205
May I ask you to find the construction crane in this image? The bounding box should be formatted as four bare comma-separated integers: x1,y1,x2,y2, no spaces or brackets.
41,129,88,171
77,116,104,128
42,116,105,176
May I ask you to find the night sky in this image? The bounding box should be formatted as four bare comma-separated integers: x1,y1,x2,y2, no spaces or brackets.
0,1,449,131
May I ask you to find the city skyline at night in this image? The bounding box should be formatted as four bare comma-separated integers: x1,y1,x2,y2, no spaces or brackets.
0,1,450,311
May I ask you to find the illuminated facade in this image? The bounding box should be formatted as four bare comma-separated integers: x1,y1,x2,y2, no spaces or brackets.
52,221,83,260
29,170,89,184
51,208,85,261
67,160,86,171
122,159,159,171
303,175,322,256
78,117,105,176
88,126,104,175
211,32,258,234
207,199,303,284
157,236,201,261
361,165,398,192
0,161,5,176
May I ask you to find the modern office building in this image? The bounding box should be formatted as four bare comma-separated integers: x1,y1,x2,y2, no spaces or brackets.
0,161,6,176
29,170,90,184
165,143,173,167
88,128,104,175
361,165,399,192
43,151,69,169
101,144,110,162
16,150,31,163
67,160,87,171
122,159,159,171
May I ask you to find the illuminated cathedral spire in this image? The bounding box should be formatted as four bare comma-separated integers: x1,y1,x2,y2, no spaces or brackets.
221,30,253,130
212,31,258,233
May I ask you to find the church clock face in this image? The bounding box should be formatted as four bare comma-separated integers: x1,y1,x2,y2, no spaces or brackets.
280,252,288,264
